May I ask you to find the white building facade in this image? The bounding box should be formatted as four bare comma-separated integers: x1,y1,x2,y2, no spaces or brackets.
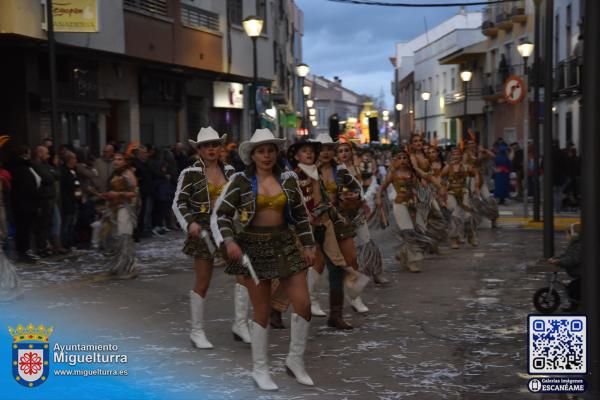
552,0,583,149
393,11,483,143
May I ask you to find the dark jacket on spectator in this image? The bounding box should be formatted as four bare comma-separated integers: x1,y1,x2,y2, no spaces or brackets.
149,156,174,202
7,157,39,213
33,161,59,200
60,165,81,215
131,157,153,198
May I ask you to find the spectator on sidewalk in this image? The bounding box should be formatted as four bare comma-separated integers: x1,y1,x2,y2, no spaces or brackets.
60,152,82,249
130,146,153,240
92,144,114,193
149,148,174,236
493,144,511,205
7,146,40,263
563,144,580,209
74,148,99,247
509,142,523,198
172,142,190,174
551,140,567,212
0,162,12,246
32,146,60,257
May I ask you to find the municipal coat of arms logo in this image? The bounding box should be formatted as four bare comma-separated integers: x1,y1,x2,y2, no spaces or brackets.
8,323,53,388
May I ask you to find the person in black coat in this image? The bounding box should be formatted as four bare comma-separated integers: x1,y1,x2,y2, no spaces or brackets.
7,146,39,263
130,146,153,240
32,146,59,256
60,152,82,249
148,148,174,236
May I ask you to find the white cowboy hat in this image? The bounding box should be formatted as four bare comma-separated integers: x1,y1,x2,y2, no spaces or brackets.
188,126,227,147
311,133,338,145
239,129,286,165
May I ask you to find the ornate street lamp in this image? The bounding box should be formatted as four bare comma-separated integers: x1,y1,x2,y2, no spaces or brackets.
460,69,473,138
421,91,431,135
243,16,264,132
296,63,310,78
517,38,535,219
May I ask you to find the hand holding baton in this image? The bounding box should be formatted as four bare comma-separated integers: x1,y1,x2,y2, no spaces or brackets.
241,254,260,286
200,230,216,254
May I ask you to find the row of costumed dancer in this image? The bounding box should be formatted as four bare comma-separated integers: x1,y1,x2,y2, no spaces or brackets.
170,126,499,391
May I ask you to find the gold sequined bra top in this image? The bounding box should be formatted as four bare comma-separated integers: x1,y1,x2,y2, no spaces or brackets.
391,175,413,194
448,168,466,189
256,192,287,212
324,180,337,194
208,182,225,201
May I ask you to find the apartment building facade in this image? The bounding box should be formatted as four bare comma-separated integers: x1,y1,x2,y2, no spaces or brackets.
0,0,305,154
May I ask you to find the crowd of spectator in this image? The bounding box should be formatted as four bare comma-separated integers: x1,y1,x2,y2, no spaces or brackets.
0,138,245,264
492,137,581,210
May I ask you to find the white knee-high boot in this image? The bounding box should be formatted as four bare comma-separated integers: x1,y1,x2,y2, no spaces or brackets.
189,290,213,349
307,267,326,317
250,321,278,391
285,313,314,386
231,283,251,344
349,295,370,313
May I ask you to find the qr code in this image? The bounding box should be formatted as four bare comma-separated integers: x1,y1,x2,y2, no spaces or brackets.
528,316,586,374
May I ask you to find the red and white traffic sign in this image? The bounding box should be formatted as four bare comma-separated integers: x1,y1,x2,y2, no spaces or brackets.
504,75,526,105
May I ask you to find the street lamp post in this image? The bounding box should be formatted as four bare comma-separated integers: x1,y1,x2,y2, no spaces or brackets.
532,0,542,222
243,16,264,134
296,63,310,131
460,69,473,141
518,39,534,219
543,0,555,258
421,91,431,137
395,103,403,140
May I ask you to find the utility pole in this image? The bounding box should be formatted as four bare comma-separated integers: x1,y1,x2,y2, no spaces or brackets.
532,0,542,221
46,0,59,143
542,0,554,258
582,0,600,396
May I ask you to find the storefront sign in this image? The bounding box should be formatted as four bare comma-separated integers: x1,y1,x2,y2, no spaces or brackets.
213,82,244,109
45,0,99,32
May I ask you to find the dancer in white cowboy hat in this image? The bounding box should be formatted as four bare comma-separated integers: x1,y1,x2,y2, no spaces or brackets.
336,140,388,314
313,133,367,329
172,127,247,349
211,128,316,390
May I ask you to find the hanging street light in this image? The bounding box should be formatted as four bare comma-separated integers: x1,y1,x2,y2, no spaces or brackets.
395,103,404,111
309,108,316,116
306,99,314,108
302,85,312,96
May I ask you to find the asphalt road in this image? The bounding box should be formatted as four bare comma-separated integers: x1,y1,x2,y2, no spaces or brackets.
2,223,575,400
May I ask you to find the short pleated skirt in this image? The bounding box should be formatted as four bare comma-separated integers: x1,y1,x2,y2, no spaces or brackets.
225,225,306,280
182,234,217,260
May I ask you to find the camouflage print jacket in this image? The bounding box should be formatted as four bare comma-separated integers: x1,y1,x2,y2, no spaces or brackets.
172,160,236,230
210,168,315,247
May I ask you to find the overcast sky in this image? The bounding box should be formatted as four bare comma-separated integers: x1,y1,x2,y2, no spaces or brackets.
296,0,481,108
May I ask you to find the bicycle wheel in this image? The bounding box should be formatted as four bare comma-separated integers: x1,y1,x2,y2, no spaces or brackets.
533,287,561,314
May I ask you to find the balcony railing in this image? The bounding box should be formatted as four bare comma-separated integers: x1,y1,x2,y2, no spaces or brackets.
554,56,582,95
180,4,219,32
124,0,168,17
482,1,524,32
444,88,484,105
